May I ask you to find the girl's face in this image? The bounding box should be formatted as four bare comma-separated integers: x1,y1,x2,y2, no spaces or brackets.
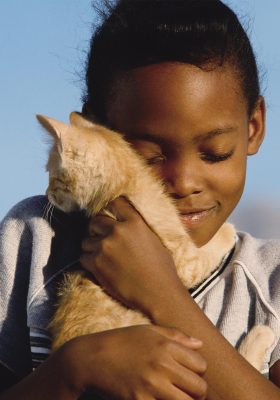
107,63,265,246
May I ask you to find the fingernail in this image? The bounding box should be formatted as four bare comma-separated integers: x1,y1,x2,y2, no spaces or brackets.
189,337,203,344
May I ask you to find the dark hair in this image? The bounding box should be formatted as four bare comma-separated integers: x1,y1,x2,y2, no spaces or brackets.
83,0,260,122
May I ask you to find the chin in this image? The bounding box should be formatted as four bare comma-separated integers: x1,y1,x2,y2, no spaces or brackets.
188,227,219,248
60,200,80,213
48,194,80,213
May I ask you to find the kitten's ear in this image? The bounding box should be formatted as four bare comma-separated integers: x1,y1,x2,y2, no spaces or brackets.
36,115,68,140
36,115,68,152
70,112,94,129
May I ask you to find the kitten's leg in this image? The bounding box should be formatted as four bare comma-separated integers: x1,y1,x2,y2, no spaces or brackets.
238,325,275,371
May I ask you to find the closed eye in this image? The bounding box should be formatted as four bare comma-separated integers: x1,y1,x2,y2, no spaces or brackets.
201,150,234,163
146,155,166,165
49,177,71,193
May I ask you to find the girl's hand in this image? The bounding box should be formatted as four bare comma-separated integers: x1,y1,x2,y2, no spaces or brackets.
63,325,207,400
0,326,206,400
80,196,186,316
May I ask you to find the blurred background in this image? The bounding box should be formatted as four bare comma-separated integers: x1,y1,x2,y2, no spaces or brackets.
1,0,280,238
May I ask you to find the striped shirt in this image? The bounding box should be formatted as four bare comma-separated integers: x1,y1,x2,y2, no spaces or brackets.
30,328,52,370
1,196,280,379
30,245,235,369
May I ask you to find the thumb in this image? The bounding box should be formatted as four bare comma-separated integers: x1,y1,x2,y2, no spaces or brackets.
107,196,141,222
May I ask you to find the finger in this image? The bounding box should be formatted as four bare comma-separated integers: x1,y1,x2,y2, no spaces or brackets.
79,251,107,279
169,362,207,398
79,252,123,301
79,252,110,289
81,237,101,253
172,344,207,376
97,208,118,220
88,216,116,237
107,196,141,222
154,381,195,400
79,251,97,274
150,326,203,349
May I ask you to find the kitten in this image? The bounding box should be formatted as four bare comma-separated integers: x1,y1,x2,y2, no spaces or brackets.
37,112,275,370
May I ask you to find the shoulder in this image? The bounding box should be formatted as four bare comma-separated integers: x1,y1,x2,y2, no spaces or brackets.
234,232,280,370
233,231,280,308
0,194,87,303
0,196,87,377
234,231,280,276
1,195,87,240
1,195,88,291
1,195,49,236
0,195,50,377
2,195,49,221
0,196,52,268
1,195,87,267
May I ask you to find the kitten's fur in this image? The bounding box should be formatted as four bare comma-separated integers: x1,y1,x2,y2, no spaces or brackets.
37,112,274,371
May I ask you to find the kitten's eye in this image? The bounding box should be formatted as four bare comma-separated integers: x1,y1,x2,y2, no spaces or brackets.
201,150,234,163
146,155,166,165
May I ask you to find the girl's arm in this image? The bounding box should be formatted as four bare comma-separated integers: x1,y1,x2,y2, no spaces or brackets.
149,281,280,400
270,361,280,387
80,197,280,400
0,325,206,400
0,345,76,400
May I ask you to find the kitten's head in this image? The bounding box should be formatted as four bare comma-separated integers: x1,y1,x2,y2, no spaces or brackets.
37,112,127,214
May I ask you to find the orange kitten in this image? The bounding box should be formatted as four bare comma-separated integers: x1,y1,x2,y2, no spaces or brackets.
37,113,274,370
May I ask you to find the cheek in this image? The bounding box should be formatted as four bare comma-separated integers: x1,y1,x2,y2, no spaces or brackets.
213,157,247,209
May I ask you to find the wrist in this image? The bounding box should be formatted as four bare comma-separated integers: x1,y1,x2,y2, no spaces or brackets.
57,339,88,398
60,333,112,397
148,281,191,323
0,346,79,400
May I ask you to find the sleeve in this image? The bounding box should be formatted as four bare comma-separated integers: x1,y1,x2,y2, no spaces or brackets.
267,242,280,370
0,206,33,378
270,342,280,369
270,311,280,369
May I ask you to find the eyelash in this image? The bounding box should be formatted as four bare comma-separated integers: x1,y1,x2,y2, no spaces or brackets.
201,150,234,163
146,150,234,165
146,155,166,165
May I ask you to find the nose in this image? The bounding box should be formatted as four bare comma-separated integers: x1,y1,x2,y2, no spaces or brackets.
163,156,204,199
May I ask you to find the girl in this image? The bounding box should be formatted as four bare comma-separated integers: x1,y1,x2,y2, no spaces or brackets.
1,1,280,399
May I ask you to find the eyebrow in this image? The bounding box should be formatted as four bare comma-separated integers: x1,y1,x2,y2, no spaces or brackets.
126,126,237,146
193,126,238,143
125,132,169,146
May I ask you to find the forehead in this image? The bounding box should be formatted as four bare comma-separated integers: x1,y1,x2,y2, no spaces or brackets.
107,62,248,144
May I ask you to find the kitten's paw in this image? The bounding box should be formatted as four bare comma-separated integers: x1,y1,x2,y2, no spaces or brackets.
239,325,275,370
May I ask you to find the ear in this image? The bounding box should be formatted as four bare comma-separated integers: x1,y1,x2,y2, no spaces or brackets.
69,112,94,129
247,96,266,155
37,114,68,152
37,114,69,140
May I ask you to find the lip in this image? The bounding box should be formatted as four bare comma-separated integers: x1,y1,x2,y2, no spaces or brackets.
179,206,216,229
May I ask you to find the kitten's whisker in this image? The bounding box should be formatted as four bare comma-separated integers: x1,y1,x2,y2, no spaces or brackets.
45,202,50,222
49,204,55,226
45,201,53,223
42,202,49,220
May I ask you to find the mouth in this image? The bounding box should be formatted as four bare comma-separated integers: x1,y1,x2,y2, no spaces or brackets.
46,191,62,209
46,189,79,213
179,206,216,229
